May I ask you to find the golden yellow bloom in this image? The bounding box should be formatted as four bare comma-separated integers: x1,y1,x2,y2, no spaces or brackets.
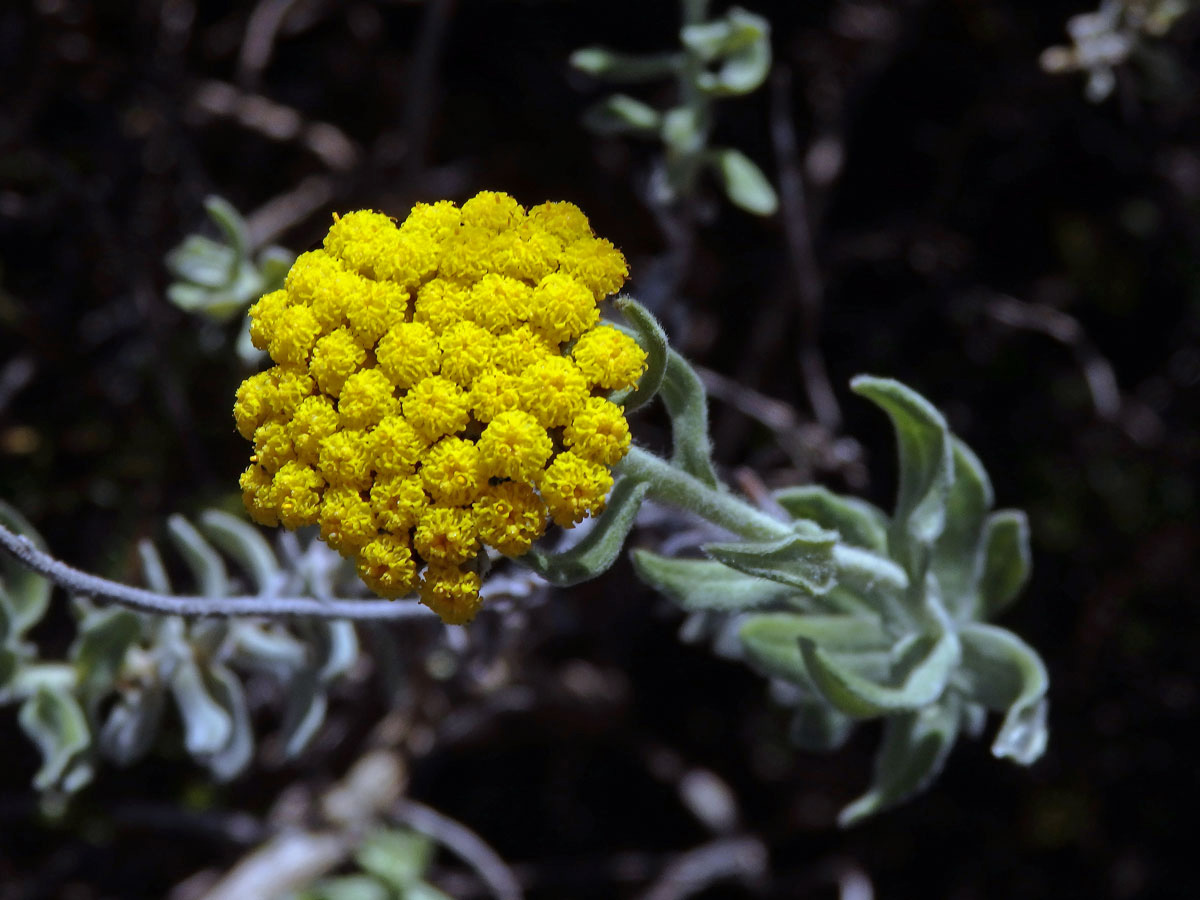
235,191,639,623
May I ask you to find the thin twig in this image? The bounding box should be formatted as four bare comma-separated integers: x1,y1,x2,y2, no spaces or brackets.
0,522,434,620
244,174,334,249
636,836,767,900
392,797,524,900
237,0,301,89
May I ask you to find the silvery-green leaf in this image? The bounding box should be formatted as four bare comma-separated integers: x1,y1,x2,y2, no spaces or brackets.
200,509,282,594
711,149,778,216
703,523,837,595
582,94,663,136
739,613,891,685
773,485,889,553
304,876,390,900
661,105,705,156
979,510,1031,619
257,246,294,290
202,663,254,781
571,47,684,82
171,654,233,756
632,551,799,612
138,539,173,594
165,235,232,288
280,667,327,758
801,602,961,718
682,8,771,96
0,647,18,691
850,376,954,574
232,622,308,674
660,349,719,487
0,500,52,635
612,297,668,411
99,684,165,766
789,701,857,752
405,883,455,900
838,698,962,826
18,687,91,790
522,479,649,586
167,515,229,599
356,828,434,891
958,623,1048,765
204,195,250,273
70,606,142,711
304,619,359,682
679,15,735,59
933,438,994,618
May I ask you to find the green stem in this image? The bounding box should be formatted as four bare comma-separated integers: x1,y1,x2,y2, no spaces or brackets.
616,445,792,542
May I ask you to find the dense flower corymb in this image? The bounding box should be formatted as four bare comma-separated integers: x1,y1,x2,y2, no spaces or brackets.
235,192,645,623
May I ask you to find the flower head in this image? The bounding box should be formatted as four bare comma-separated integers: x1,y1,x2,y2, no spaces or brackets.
235,192,638,622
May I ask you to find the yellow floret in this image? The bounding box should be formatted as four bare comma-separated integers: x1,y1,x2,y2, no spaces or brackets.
284,250,344,305
288,395,340,466
370,415,429,477
355,534,419,597
370,474,429,532
375,231,442,288
267,302,322,368
247,289,290,351
558,236,629,300
271,460,325,529
487,224,563,283
477,410,553,481
319,486,378,556
528,273,599,343
346,278,409,349
571,325,648,391
414,505,480,565
413,278,471,333
420,436,485,506
438,225,494,282
563,397,632,465
234,370,278,439
419,563,484,625
240,464,279,526
252,420,295,473
468,370,522,423
309,327,367,397
403,376,471,440
538,450,614,528
318,429,373,490
323,210,398,278
308,269,360,333
376,321,441,389
272,367,316,414
474,481,548,557
338,368,398,430
491,325,554,375
437,320,495,386
400,199,461,242
517,356,590,428
527,200,593,243
469,274,533,334
460,190,526,232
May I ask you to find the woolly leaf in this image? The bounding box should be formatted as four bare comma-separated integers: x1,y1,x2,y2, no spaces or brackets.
660,350,720,487
280,667,328,758
703,523,838,595
959,623,1049,765
933,438,994,617
570,47,684,82
773,485,889,553
0,500,51,635
979,510,1032,618
712,149,778,215
99,685,165,766
850,376,954,573
204,195,250,276
167,515,229,599
632,550,798,612
303,876,391,900
231,623,308,673
202,663,255,781
661,105,705,156
613,297,668,412
18,687,91,791
838,698,962,827
739,613,891,685
356,829,434,892
583,94,663,136
171,654,233,756
304,619,360,682
523,479,649,586
138,539,173,594
71,606,142,711
199,509,282,594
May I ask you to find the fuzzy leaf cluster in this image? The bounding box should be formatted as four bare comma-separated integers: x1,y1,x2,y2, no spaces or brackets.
1,507,363,795
634,377,1047,825
571,5,778,215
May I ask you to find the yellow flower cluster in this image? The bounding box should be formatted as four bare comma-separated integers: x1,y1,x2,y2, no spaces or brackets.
234,192,647,624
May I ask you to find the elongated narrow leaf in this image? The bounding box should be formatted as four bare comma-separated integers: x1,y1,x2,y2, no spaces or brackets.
523,479,649,586
712,149,778,215
632,551,798,612
231,623,308,673
703,523,838,595
570,47,683,82
199,509,282,594
138,539,173,594
0,501,52,635
661,350,720,487
202,663,254,781
838,698,962,826
773,485,889,553
933,438,995,617
304,619,359,682
204,195,250,277
613,297,668,411
979,510,1031,618
167,515,229,599
19,687,91,790
99,685,165,766
959,623,1049,764
740,613,891,685
582,94,663,136
71,606,142,711
280,667,328,758
356,828,434,892
850,376,954,573
171,654,233,756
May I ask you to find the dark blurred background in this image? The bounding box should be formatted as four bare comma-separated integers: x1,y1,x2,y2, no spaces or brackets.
1,0,1198,897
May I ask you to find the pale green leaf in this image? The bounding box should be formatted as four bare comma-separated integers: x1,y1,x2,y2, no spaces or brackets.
712,149,778,215
199,509,282,594
98,685,165,766
612,297,668,411
0,500,52,635
167,515,229,599
356,828,434,891
773,485,889,553
583,94,663,136
979,510,1032,618
171,654,233,756
959,622,1049,765
19,687,91,791
933,438,995,618
632,550,798,612
703,523,838,595
570,47,683,82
